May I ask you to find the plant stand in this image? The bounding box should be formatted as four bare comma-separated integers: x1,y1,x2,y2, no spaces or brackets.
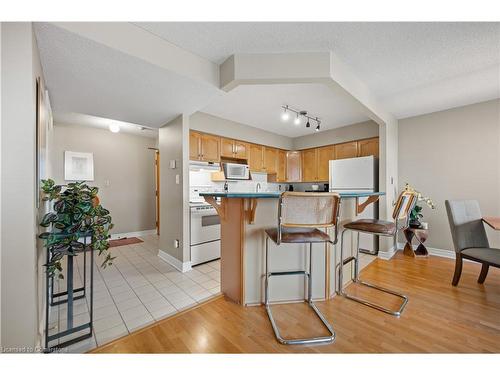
403,228,429,257
44,233,94,351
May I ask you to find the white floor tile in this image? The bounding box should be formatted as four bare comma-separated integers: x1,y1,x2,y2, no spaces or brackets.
125,314,154,332
94,323,128,346
94,313,124,333
150,305,177,321
120,304,150,322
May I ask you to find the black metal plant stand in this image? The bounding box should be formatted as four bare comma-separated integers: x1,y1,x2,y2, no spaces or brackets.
44,231,94,351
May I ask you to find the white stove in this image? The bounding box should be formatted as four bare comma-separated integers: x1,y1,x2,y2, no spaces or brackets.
189,186,221,266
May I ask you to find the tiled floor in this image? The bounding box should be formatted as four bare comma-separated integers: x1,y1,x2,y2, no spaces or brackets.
48,234,220,353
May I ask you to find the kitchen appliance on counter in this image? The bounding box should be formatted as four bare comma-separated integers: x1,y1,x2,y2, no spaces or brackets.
329,155,379,255
222,162,250,180
189,185,221,266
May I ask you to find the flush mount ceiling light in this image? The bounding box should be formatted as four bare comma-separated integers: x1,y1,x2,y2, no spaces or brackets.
109,123,120,133
281,105,321,132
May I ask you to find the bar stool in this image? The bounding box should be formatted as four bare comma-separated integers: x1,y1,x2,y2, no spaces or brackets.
264,192,341,345
338,190,417,316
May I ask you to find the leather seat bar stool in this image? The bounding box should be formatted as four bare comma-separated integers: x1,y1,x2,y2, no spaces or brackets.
264,192,341,345
338,190,417,316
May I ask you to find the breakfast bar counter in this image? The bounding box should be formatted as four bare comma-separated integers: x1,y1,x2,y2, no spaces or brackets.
200,191,385,305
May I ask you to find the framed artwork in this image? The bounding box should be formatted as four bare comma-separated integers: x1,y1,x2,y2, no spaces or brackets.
64,151,94,181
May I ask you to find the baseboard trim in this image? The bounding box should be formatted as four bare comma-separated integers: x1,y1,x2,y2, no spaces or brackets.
377,242,403,260
110,229,156,240
158,249,192,273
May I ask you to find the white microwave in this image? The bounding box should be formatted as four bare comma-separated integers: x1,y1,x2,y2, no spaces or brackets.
223,163,250,180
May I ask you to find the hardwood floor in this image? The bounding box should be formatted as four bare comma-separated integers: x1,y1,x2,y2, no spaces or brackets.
91,253,500,353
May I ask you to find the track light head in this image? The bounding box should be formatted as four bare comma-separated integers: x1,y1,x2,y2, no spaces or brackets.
294,114,301,125
306,120,310,128
281,106,290,122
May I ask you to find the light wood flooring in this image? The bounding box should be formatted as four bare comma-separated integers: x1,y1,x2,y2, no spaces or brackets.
92,253,500,353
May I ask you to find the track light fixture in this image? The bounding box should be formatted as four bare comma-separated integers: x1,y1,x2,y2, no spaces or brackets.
280,105,321,132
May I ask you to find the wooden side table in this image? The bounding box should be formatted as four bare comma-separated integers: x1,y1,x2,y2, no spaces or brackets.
403,227,429,257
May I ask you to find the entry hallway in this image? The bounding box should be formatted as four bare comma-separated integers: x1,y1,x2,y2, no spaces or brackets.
92,253,500,353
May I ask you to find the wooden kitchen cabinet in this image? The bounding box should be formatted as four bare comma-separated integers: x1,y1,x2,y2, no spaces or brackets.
220,137,235,158
358,137,379,157
190,131,202,160
220,138,249,159
248,144,264,172
277,150,287,182
286,151,301,182
335,141,358,160
190,131,220,162
264,147,278,174
317,145,335,181
301,148,318,182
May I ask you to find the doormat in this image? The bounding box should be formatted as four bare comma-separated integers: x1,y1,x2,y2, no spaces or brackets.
109,237,143,248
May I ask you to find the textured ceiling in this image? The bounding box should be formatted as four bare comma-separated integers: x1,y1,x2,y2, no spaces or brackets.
136,22,500,118
34,23,220,128
202,83,370,137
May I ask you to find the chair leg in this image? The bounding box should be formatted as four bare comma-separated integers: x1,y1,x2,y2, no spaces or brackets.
338,228,408,317
452,253,463,286
477,263,489,284
264,239,335,345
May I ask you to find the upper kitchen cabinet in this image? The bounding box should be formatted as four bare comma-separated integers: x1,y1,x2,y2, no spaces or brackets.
200,134,221,162
190,131,202,160
277,150,287,182
357,137,379,157
190,131,220,162
220,137,249,160
286,151,301,182
301,146,334,182
248,144,264,172
263,147,278,174
334,141,358,160
301,148,318,182
317,145,335,181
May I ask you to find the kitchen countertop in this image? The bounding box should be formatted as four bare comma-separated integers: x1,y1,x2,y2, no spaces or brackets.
199,191,385,199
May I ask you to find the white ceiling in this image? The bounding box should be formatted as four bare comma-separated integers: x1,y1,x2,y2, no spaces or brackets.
202,83,370,137
136,22,500,118
53,112,159,138
35,22,500,138
34,23,220,128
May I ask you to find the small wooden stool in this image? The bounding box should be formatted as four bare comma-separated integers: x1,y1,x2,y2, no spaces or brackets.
403,227,429,257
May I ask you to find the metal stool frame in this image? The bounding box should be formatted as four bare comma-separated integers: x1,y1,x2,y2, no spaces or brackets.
264,192,341,345
338,191,417,317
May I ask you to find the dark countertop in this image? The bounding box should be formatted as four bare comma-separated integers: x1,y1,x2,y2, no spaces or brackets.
199,191,385,199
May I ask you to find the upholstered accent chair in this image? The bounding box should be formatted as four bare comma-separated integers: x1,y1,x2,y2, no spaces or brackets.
445,200,500,286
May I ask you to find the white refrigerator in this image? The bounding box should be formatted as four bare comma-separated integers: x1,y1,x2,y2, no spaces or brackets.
329,155,379,254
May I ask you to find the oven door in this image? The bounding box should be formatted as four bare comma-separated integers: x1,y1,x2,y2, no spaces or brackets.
190,208,220,245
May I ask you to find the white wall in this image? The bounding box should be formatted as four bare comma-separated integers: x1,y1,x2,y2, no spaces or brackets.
159,115,190,265
292,120,379,150
50,123,157,234
398,99,500,251
1,23,41,349
190,112,293,150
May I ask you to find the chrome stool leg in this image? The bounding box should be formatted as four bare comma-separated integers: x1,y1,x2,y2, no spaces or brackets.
338,229,409,317
265,237,335,345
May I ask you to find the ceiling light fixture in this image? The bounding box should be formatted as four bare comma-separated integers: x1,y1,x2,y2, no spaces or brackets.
281,105,321,132
281,105,290,122
294,113,301,125
109,123,120,133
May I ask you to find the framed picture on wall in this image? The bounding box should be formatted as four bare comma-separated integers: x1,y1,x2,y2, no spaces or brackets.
64,151,94,181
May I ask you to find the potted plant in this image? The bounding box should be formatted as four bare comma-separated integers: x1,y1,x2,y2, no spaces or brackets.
404,183,435,229
39,179,115,278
